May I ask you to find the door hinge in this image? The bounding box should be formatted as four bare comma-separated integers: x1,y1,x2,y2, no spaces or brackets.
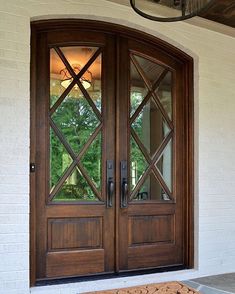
30,163,36,173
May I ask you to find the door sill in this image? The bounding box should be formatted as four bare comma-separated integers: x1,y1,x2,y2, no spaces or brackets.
35,265,187,286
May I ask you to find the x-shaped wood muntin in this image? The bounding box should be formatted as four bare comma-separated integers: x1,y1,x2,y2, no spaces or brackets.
130,54,174,201
49,46,103,202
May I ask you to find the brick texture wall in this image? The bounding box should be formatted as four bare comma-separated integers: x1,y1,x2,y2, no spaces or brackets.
0,0,235,293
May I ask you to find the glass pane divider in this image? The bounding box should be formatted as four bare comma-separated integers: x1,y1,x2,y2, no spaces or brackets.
50,78,77,115
49,117,77,160
151,130,173,164
152,167,172,199
130,91,151,124
49,120,103,199
76,47,102,79
129,131,174,201
78,163,102,201
131,129,151,164
130,165,152,200
54,46,77,78
152,68,169,93
50,46,102,115
76,79,102,121
152,92,173,129
49,119,102,164
130,54,152,90
76,124,102,160
49,160,77,201
130,59,170,126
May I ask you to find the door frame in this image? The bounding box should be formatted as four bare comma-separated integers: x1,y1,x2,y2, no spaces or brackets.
30,19,194,286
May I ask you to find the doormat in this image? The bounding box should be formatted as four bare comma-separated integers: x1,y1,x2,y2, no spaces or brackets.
84,282,200,294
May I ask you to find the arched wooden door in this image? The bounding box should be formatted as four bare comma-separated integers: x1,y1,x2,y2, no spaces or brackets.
31,21,193,283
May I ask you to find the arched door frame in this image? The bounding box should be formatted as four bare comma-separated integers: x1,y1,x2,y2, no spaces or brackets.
30,19,194,286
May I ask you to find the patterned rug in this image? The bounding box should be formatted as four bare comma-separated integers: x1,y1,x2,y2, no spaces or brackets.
85,282,200,294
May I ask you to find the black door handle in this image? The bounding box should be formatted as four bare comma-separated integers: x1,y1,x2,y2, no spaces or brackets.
107,179,114,207
107,160,114,208
121,180,128,208
120,160,128,208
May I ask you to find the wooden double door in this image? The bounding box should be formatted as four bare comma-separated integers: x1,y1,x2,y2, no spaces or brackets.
32,23,193,282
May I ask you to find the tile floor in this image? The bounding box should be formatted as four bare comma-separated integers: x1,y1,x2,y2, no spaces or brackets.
185,273,235,294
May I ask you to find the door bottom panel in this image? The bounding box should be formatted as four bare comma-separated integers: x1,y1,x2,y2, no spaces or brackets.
46,249,105,278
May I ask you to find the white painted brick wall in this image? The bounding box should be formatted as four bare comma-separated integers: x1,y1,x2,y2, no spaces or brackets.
0,0,235,293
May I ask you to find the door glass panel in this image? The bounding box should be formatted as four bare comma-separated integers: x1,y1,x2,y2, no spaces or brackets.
130,54,173,202
155,71,172,120
130,136,149,191
50,46,103,203
50,128,73,191
156,139,173,192
50,47,102,111
50,48,66,107
130,61,148,116
131,97,170,158
60,46,97,70
81,132,102,190
52,167,99,202
134,55,165,85
132,173,170,201
51,92,100,155
85,54,102,112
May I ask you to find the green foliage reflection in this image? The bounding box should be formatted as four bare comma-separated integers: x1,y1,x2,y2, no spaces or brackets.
50,94,101,201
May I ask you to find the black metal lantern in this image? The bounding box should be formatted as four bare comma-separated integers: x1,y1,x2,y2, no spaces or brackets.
130,0,214,22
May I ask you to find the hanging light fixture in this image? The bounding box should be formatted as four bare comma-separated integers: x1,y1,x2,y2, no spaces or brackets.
130,0,213,22
60,65,92,90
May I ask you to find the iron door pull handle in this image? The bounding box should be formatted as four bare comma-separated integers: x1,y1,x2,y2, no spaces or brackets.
121,180,128,208
107,160,114,208
120,160,128,208
107,179,114,207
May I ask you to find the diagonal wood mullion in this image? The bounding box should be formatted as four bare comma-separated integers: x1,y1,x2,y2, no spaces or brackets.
130,165,152,200
152,68,169,92
76,79,102,121
131,129,151,164
77,48,102,79
54,47,76,78
49,116,102,196
50,79,77,115
152,92,174,130
131,54,173,128
50,47,102,115
130,71,168,124
78,163,102,201
76,124,102,161
130,91,152,124
49,161,77,201
151,130,173,164
50,46,77,115
49,117,77,160
130,131,173,200
130,54,152,90
152,166,172,199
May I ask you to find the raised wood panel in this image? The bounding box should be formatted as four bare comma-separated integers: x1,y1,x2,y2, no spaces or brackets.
127,244,183,269
46,249,105,277
128,215,174,246
48,217,102,251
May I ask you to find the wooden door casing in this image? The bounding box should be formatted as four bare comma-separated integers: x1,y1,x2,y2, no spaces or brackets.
30,20,194,285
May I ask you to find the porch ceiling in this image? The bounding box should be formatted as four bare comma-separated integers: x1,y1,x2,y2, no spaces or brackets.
106,0,235,28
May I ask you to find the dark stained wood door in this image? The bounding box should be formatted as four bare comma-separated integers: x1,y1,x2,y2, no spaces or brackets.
117,37,187,271
32,22,193,283
34,30,116,280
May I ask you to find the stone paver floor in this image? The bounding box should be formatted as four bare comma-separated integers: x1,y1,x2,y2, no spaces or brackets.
185,273,235,294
